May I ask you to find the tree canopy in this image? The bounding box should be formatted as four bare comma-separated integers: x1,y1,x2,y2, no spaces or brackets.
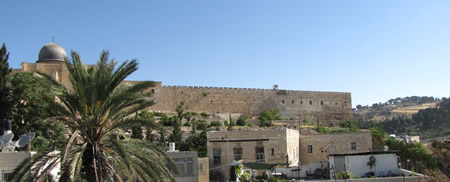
11,51,177,182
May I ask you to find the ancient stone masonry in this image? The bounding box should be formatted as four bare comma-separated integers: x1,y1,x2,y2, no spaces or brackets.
148,85,353,124
14,43,353,125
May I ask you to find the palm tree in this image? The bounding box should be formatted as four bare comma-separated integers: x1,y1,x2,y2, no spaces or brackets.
11,51,178,182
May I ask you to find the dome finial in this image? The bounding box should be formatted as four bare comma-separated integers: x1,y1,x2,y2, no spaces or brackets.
52,36,55,43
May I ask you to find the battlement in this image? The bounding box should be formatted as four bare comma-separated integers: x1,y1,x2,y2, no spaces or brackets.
160,85,350,94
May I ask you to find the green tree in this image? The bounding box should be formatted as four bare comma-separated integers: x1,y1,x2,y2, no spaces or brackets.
179,130,207,157
169,116,182,147
367,156,377,174
370,127,386,150
8,72,65,151
176,101,185,121
339,120,358,132
11,51,177,181
258,109,283,127
0,44,11,130
236,114,248,126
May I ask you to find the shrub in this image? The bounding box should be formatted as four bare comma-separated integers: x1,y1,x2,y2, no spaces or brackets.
236,115,248,126
316,125,328,133
200,112,209,117
209,120,222,127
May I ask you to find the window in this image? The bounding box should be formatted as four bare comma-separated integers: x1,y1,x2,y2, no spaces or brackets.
300,100,303,104
174,158,194,176
321,101,324,105
309,100,312,105
199,162,205,173
351,142,357,151
282,100,285,104
292,100,294,104
213,148,222,165
234,147,243,160
308,145,313,153
345,101,347,106
271,148,275,156
255,147,265,163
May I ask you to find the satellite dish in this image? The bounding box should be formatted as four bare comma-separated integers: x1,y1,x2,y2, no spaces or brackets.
16,132,36,147
0,133,14,148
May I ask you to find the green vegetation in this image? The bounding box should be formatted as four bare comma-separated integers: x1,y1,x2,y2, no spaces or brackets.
380,98,450,138
367,156,377,174
209,120,222,127
259,109,283,127
179,130,207,157
236,114,248,126
0,44,11,131
8,72,66,151
429,141,450,177
339,120,359,132
11,51,177,181
385,138,437,173
169,116,182,147
335,171,352,179
315,125,328,133
200,112,209,118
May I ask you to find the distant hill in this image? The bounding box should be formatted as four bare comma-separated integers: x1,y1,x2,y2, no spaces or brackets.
354,96,450,139
354,96,441,122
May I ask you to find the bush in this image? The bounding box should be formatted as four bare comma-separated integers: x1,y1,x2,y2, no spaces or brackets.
183,122,191,126
259,109,284,122
209,120,222,127
236,115,248,126
200,112,209,118
316,125,328,133
336,171,352,179
196,119,208,130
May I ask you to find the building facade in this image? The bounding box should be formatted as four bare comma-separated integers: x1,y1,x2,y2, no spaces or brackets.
207,128,299,180
299,131,372,166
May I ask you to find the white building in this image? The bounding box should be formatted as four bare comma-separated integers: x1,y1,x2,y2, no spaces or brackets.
328,152,400,179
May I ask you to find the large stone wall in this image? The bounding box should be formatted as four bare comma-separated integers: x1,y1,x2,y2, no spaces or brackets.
149,85,353,124
16,61,353,125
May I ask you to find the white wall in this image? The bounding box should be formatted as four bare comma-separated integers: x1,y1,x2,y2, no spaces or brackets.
346,154,399,177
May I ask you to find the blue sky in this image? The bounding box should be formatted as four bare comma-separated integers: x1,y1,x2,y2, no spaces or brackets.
2,0,449,106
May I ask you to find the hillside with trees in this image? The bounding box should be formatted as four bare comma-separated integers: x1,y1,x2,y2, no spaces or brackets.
354,96,450,139
354,96,440,121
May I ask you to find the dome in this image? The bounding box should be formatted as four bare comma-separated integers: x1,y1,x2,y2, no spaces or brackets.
37,43,67,63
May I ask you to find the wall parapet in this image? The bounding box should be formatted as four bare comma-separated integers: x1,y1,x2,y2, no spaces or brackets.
161,85,350,94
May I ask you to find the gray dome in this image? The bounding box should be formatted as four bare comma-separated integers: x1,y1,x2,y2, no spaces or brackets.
37,43,67,63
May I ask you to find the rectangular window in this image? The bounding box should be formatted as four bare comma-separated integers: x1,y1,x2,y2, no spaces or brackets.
213,148,222,165
271,148,275,156
199,163,204,173
256,147,265,163
308,145,313,154
351,142,357,151
234,147,243,160
174,158,194,176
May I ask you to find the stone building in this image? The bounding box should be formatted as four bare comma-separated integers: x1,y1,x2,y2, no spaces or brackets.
12,43,353,127
167,149,210,182
207,128,299,180
298,131,372,177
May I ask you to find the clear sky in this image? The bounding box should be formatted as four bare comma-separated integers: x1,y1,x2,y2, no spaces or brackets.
2,0,449,107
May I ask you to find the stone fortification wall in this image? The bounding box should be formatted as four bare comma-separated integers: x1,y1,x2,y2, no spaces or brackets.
149,85,353,124
16,62,352,125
